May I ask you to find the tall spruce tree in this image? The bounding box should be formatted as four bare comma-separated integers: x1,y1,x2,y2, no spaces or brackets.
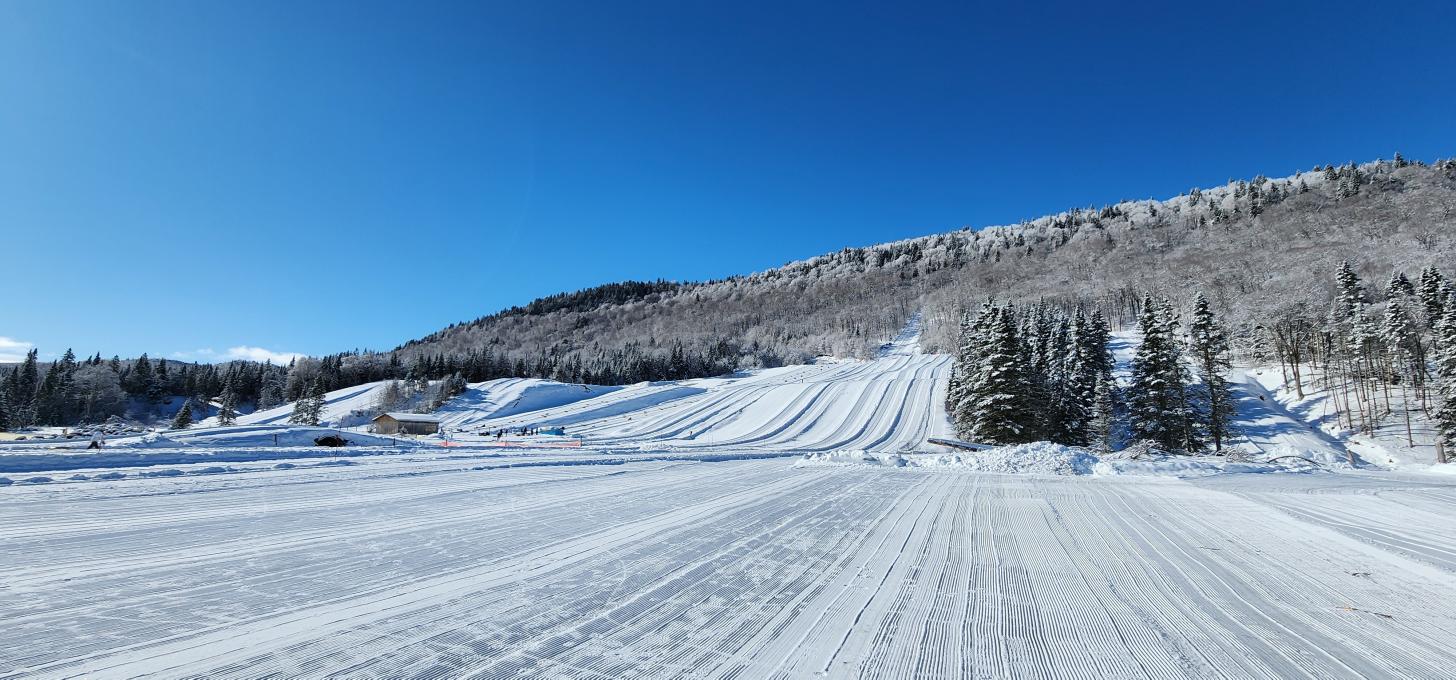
1128,297,1197,452
1419,266,1447,328
1088,375,1118,452
1382,300,1421,445
1060,311,1101,446
959,306,1034,444
1433,304,1456,458
1188,293,1234,453
1336,260,1366,317
288,380,324,426
218,373,239,426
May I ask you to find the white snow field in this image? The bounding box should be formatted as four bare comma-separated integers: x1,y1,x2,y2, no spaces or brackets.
4,327,1456,678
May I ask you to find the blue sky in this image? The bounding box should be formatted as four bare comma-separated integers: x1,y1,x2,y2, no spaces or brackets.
2,0,1453,363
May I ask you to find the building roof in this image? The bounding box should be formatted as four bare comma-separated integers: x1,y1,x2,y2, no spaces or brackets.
374,412,445,423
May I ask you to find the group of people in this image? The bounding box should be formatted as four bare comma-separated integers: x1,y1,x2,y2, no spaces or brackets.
490,426,559,440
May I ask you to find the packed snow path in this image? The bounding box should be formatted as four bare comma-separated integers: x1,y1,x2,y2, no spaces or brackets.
4,456,1456,678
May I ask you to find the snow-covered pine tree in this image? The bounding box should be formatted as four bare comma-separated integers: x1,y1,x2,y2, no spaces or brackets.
1432,304,1456,460
950,301,997,436
1419,266,1447,329
258,370,285,411
959,306,1033,444
1057,310,1105,446
306,380,327,424
1087,373,1118,452
1128,297,1197,452
1088,309,1115,380
1336,260,1366,317
945,309,975,415
1386,271,1416,300
170,400,193,430
1381,300,1420,445
289,380,324,426
218,374,239,426
1161,299,1203,452
1188,293,1234,453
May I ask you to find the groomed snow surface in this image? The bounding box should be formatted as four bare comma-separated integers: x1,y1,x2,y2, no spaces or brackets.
4,327,1456,678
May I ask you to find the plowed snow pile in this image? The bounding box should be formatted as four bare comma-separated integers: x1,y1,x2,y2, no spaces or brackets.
798,442,1098,475
798,442,1333,477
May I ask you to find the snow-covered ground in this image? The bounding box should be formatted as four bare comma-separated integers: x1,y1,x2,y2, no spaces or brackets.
4,452,1456,678
3,324,1456,677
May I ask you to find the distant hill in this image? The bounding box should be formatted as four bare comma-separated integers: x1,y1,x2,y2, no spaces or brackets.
384,157,1456,381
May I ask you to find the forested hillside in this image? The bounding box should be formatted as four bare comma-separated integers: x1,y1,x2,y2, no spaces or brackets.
4,156,1454,428
388,156,1456,379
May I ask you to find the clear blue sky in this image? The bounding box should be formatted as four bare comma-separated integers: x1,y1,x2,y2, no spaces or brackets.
2,0,1453,363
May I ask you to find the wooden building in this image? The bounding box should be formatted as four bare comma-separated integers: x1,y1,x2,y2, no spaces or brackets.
371,412,443,435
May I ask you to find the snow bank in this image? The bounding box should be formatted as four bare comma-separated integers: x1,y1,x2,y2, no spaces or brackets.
797,442,1332,478
798,443,1099,475
151,426,399,449
0,428,410,474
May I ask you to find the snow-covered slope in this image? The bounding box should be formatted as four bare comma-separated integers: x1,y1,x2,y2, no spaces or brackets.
207,380,395,428
433,378,620,429
448,329,954,453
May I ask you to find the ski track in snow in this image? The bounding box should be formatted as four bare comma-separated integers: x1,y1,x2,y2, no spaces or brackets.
3,460,1456,678
4,324,1456,677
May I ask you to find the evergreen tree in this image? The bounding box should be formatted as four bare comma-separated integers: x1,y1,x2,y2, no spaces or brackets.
1419,266,1447,328
170,400,193,430
127,353,156,403
1335,260,1366,317
1128,297,1197,452
1386,271,1416,300
947,302,995,419
11,349,39,427
957,306,1034,444
289,379,327,426
1059,311,1102,446
1434,305,1456,453
306,379,327,423
218,374,239,426
258,370,286,411
1087,375,1118,452
1188,293,1234,453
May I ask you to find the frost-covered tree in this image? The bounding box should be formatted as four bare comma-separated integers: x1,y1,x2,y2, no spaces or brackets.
1087,375,1119,452
289,380,326,426
170,401,193,430
217,374,239,426
1385,271,1416,300
1433,305,1456,461
1188,293,1234,453
258,370,286,411
1419,266,1447,328
1128,297,1197,452
956,306,1034,444
1057,310,1114,446
1336,260,1366,317
1381,300,1420,445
